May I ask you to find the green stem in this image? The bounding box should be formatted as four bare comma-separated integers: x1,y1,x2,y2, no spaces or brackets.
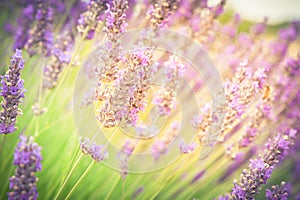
54,153,83,200
65,161,94,200
122,179,125,200
104,176,121,200
64,145,81,181
0,135,5,157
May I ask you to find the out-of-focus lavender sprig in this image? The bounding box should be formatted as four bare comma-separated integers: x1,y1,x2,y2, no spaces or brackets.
148,0,180,28
25,0,54,57
95,49,156,127
266,182,290,200
179,139,197,154
275,53,300,109
43,31,73,89
94,0,128,83
151,121,180,160
80,137,109,162
77,0,112,39
192,63,267,144
239,85,275,148
220,129,297,199
153,55,185,116
117,139,136,180
13,4,35,50
8,135,42,200
0,49,25,134
190,0,226,47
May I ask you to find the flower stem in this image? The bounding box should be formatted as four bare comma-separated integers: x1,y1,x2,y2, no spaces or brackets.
0,135,5,156
54,153,83,200
104,176,121,200
65,160,94,200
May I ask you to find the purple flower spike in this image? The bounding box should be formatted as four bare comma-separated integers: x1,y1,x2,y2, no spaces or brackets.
88,143,109,162
80,137,109,162
8,135,42,200
117,140,136,180
25,0,53,57
77,0,112,39
220,130,297,199
43,32,73,89
0,50,26,134
148,0,180,28
13,4,36,50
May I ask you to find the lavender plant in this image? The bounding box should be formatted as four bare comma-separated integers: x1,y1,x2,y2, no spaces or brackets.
0,0,300,200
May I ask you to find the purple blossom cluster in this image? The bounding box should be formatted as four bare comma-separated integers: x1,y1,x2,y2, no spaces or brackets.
266,182,289,200
0,49,25,134
94,0,128,83
179,139,197,154
80,137,109,162
221,129,297,199
25,0,54,57
148,0,180,28
95,49,157,127
153,56,185,116
192,63,268,144
43,32,73,89
13,5,35,50
77,0,112,39
151,121,180,159
239,85,274,148
117,140,135,179
8,135,42,200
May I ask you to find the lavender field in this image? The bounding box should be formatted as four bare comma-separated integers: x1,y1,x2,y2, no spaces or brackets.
0,0,300,199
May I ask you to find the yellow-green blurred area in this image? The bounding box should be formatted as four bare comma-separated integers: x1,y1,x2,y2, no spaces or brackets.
0,1,299,200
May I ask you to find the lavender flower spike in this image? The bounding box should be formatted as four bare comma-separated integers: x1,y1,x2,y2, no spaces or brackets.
25,0,53,57
80,137,109,162
8,135,42,200
221,129,297,199
266,182,289,200
0,49,26,134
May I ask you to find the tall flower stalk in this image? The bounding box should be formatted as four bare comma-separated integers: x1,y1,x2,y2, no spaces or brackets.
0,49,25,134
8,135,42,200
